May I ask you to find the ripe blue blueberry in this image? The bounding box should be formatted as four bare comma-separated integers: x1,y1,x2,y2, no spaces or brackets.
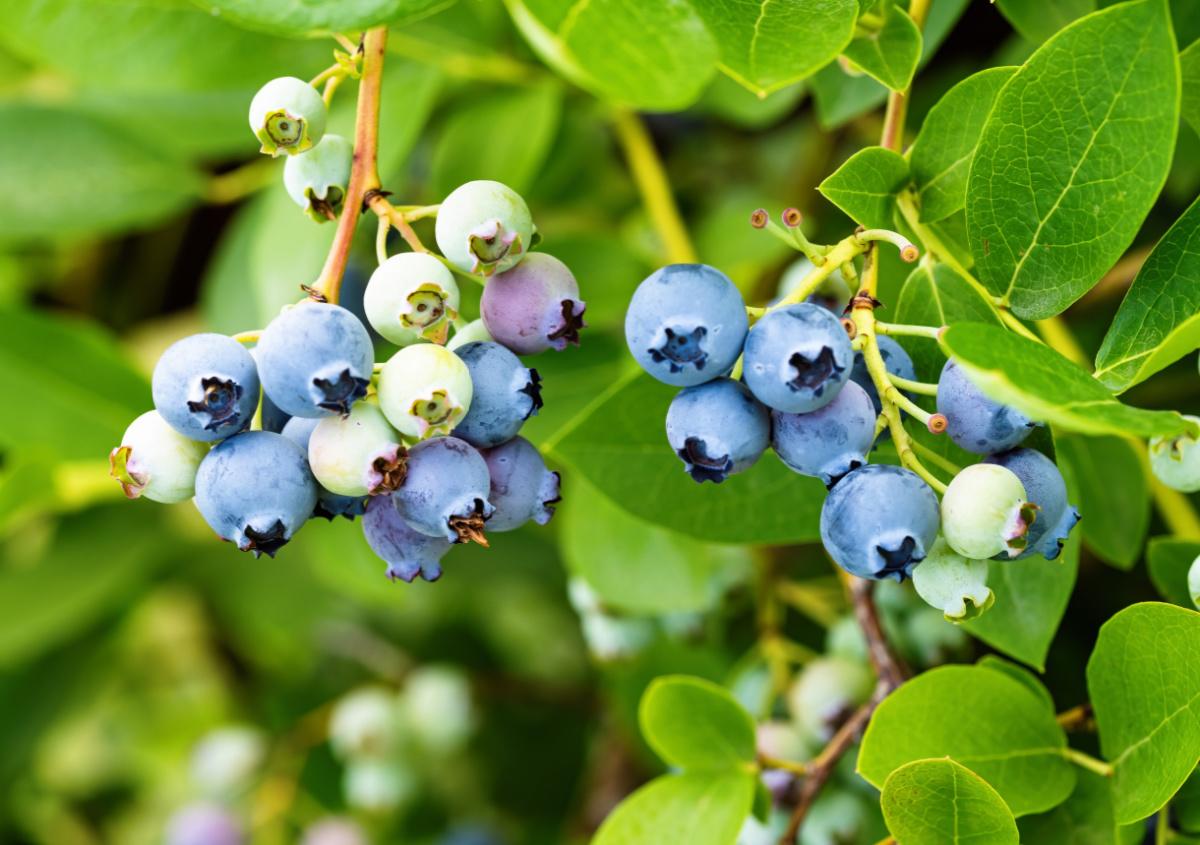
393,437,495,545
936,358,1035,454
281,417,368,520
819,464,940,581
256,301,374,418
110,411,208,503
194,431,318,556
665,377,769,483
284,134,352,222
771,379,876,487
984,448,1080,560
625,264,747,387
941,463,1035,559
362,494,453,582
166,804,244,845
850,335,915,414
152,333,259,441
435,180,533,276
482,436,560,531
452,341,542,448
481,253,586,355
248,76,326,157
1148,416,1200,493
743,303,852,413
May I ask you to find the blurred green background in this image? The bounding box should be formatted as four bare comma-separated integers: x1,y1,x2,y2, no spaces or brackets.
1,0,1199,843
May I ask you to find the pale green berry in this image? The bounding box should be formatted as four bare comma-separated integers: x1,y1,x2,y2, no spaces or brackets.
343,760,415,813
363,253,460,346
190,726,266,798
308,401,406,497
756,720,811,762
787,656,873,744
942,464,1036,559
903,606,970,668
1149,416,1200,493
248,76,326,156
283,134,352,222
110,410,208,503
800,789,874,845
912,538,994,622
446,317,494,351
328,687,400,760
825,614,868,662
401,666,474,752
1189,554,1200,610
580,612,654,661
434,180,533,276
377,343,473,439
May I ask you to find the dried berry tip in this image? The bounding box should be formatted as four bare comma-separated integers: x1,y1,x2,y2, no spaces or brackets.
900,243,919,262
927,413,948,434
782,207,803,227
749,208,768,229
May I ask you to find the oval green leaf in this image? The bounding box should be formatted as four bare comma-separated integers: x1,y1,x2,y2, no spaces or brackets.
188,0,451,35
1147,537,1200,608
882,758,1020,845
1184,38,1200,137
818,146,910,230
592,770,756,845
994,0,1096,43
1054,434,1149,570
841,4,922,92
894,261,1004,380
639,676,756,770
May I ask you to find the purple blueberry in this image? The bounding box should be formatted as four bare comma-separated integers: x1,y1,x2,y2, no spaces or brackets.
819,464,940,581
281,417,368,520
850,335,915,414
394,437,496,545
937,358,1035,454
194,431,318,556
152,333,259,441
984,448,1080,560
165,803,244,845
256,301,374,418
482,436,560,531
665,377,769,483
625,263,748,387
772,379,876,487
743,303,853,413
452,341,542,448
363,494,453,582
481,253,585,355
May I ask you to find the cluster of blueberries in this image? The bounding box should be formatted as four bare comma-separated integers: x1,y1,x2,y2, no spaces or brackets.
110,80,584,580
625,262,1080,614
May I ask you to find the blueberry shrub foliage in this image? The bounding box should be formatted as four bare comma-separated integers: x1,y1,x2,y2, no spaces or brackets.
3,0,1200,843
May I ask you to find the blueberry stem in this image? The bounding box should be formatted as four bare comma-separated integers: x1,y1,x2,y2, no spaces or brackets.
375,215,390,265
333,33,359,53
232,330,262,345
909,440,963,477
855,229,918,262
1055,703,1094,731
368,195,430,255
758,753,808,776
874,320,941,341
885,372,937,395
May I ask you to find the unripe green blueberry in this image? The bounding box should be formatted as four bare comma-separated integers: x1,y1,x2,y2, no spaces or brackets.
1149,416,1200,493
787,656,873,744
284,134,352,222
308,401,406,497
248,76,326,156
401,665,474,753
110,411,208,503
1189,554,1200,610
941,464,1036,559
902,606,971,668
911,538,994,621
800,789,875,845
364,253,460,346
377,343,474,438
580,612,655,661
434,180,533,276
446,318,494,351
328,687,400,760
825,614,868,662
343,759,415,813
190,726,266,798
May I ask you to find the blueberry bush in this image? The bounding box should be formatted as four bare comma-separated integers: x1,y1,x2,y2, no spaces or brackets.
2,0,1200,843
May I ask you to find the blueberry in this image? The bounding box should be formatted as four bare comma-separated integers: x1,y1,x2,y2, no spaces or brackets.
328,686,401,759
152,333,259,441
194,431,318,556
771,379,876,487
434,180,533,276
850,335,915,414
743,303,853,413
482,436,560,531
665,377,769,483
936,358,1035,454
911,538,994,621
800,790,874,845
984,448,1079,560
364,252,460,346
393,437,495,544
941,463,1036,560
190,727,265,798
819,464,940,581
362,494,453,582
786,656,873,743
625,264,747,387
1148,416,1200,493
452,342,542,448
344,759,415,812
110,411,208,503
308,401,406,497
401,666,475,752
301,818,368,845
248,76,326,157
378,343,474,439
776,257,852,314
284,134,352,222
166,804,244,845
481,252,586,355
1189,554,1200,610
256,301,374,418
280,417,367,520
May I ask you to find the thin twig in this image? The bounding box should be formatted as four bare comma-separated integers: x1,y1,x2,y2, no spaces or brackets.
847,575,908,689
1056,703,1095,732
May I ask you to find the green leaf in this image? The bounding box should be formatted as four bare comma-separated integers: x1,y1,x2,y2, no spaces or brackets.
976,655,1056,711
591,770,756,845
431,81,562,198
1147,537,1200,607
881,758,1020,844
858,664,1076,815
691,0,858,96
0,105,202,242
1094,195,1200,392
1019,770,1130,845
1087,602,1200,823
504,0,719,110
696,73,808,129
910,67,1016,223
548,373,826,545
1054,434,1148,570
894,261,1003,380
818,146,910,229
188,0,452,36
1183,39,1200,137
965,0,1180,319
639,676,756,770
561,477,749,615
841,5,922,92
995,0,1097,42
940,323,1196,439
